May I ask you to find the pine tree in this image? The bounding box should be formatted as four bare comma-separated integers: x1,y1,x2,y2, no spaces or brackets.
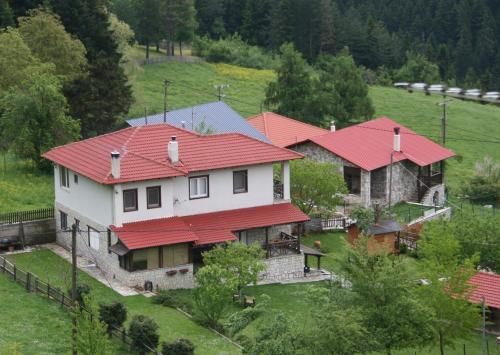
0,0,14,28
135,0,162,59
264,43,312,122
318,0,335,54
50,0,132,137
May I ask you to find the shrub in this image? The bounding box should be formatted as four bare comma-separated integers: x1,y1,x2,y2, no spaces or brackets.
192,34,278,69
67,283,91,308
224,294,269,335
128,315,160,354
161,338,195,355
152,292,179,308
98,301,127,336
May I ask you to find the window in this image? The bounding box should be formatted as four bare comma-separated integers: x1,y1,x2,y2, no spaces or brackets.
344,167,361,195
233,170,248,194
131,248,159,271
60,211,68,230
74,174,79,184
88,227,99,251
60,166,70,188
162,244,189,267
123,189,138,212
147,186,161,209
189,175,209,199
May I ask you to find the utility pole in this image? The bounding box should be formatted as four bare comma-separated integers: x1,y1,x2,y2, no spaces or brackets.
163,79,171,122
437,97,452,146
71,224,77,355
482,296,487,355
388,152,394,209
214,84,229,101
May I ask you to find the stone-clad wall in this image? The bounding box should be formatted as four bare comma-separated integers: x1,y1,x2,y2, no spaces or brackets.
388,161,419,204
260,253,304,282
293,142,356,170
55,202,194,290
370,167,387,199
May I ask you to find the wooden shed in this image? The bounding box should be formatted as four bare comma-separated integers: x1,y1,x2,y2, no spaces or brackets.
348,220,402,254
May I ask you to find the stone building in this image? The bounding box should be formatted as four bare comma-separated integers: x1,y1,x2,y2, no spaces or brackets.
293,117,455,207
44,123,310,290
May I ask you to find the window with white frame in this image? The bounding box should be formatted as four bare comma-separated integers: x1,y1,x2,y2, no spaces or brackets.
189,175,209,199
147,186,161,209
123,189,138,212
60,166,70,188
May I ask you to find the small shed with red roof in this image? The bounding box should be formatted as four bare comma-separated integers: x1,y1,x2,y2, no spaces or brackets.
468,272,500,332
292,117,455,207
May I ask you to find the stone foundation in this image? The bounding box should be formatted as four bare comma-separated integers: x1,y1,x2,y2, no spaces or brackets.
55,202,194,290
259,253,304,282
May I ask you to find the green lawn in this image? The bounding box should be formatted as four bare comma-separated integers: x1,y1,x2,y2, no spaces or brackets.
6,250,240,355
0,272,72,354
0,155,53,213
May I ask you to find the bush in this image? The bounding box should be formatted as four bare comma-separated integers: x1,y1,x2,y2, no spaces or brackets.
128,315,160,354
98,301,127,335
152,291,179,308
67,283,91,308
224,294,269,335
192,34,278,69
161,338,195,355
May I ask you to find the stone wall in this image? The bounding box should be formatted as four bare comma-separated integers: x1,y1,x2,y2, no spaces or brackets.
55,202,194,290
259,253,304,282
0,219,56,245
388,161,419,204
293,142,355,170
420,184,446,206
370,167,387,199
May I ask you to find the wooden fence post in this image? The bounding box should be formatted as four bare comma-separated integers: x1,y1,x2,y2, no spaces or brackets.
1,257,5,273
13,265,16,281
26,272,31,292
47,283,50,299
34,277,37,293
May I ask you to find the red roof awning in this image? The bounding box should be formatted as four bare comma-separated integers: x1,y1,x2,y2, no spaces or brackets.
111,203,310,250
468,272,500,309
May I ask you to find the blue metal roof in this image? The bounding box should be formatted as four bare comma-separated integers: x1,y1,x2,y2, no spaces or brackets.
126,101,270,143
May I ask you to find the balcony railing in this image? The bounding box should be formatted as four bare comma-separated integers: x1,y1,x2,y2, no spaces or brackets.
421,173,443,187
273,179,284,200
263,232,300,258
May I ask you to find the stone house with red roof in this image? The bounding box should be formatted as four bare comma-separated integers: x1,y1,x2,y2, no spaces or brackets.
291,117,456,208
43,124,310,290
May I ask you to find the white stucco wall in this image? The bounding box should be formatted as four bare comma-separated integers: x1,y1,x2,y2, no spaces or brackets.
172,164,275,217
54,165,113,227
119,179,175,225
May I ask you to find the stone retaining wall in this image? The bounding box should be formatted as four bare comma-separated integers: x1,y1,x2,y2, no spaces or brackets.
0,219,56,245
260,253,304,282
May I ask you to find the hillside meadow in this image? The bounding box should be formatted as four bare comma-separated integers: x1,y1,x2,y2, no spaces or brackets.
1,55,499,211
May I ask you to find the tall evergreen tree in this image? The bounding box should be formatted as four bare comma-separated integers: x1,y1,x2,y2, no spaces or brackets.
50,0,132,137
135,0,162,59
264,43,312,122
0,0,14,28
318,0,335,54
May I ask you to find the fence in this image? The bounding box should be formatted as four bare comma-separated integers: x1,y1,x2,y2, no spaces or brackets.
0,207,54,225
0,255,157,353
309,214,350,232
136,55,205,66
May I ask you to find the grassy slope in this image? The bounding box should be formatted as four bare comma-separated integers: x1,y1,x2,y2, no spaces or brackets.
0,273,71,354
6,250,240,355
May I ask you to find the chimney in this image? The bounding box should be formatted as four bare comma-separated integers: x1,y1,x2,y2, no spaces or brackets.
330,120,336,132
111,151,120,178
168,136,179,164
181,120,186,129
393,127,401,152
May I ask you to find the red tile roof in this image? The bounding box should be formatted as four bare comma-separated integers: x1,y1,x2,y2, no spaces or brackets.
43,124,303,184
247,112,329,148
111,203,310,250
308,117,455,171
468,272,500,309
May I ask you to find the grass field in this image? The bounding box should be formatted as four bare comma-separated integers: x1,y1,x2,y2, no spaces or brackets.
6,250,240,355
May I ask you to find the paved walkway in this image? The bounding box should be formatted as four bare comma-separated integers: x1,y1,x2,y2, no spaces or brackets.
42,243,140,296
257,269,332,285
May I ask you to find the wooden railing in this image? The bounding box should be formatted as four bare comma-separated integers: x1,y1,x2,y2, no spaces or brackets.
264,232,300,258
0,207,54,225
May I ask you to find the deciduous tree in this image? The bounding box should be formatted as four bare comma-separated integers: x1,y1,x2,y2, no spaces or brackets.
203,242,264,302
290,159,347,215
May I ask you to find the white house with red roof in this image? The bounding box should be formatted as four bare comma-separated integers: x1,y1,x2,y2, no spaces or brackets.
43,124,310,290
291,117,456,207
